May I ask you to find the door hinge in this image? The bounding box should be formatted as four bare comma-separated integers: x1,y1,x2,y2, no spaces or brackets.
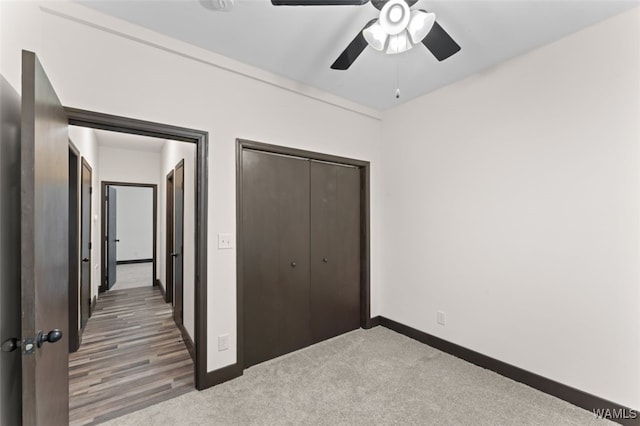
88,242,92,250
90,187,93,194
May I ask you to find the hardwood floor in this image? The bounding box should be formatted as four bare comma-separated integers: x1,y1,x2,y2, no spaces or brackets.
69,286,194,425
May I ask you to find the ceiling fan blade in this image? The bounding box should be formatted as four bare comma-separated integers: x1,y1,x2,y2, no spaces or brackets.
331,19,377,70
272,0,369,5
421,21,460,61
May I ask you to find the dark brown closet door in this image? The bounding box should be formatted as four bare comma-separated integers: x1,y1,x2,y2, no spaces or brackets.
277,154,311,356
310,161,361,343
242,150,310,368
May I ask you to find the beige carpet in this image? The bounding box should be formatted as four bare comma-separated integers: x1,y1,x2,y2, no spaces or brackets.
111,263,153,290
103,327,614,426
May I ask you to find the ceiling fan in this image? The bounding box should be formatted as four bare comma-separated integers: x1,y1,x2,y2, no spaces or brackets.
271,0,461,70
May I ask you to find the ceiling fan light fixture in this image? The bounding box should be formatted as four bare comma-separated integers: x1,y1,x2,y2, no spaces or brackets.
362,22,388,51
386,30,412,54
407,10,436,44
379,0,410,35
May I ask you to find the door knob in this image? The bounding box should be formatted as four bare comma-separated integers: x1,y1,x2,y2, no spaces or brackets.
291,261,297,268
115,239,120,242
36,329,63,348
1,338,19,353
82,258,89,263
323,257,328,263
171,252,179,258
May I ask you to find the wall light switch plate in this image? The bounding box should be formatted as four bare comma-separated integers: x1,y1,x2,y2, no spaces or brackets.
218,233,233,249
218,334,229,351
437,311,446,326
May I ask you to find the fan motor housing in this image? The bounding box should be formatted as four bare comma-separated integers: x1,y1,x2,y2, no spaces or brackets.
380,0,410,35
200,0,235,12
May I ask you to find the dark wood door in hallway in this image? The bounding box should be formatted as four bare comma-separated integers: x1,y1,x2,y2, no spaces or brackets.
69,286,194,425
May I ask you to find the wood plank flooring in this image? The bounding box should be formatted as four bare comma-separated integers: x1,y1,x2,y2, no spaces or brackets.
69,286,194,425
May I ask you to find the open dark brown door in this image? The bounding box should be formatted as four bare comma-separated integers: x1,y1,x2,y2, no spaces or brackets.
106,186,117,290
165,170,174,303
173,161,185,325
20,50,69,426
80,159,92,329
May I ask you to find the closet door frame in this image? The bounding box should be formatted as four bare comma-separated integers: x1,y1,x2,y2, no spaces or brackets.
236,138,372,370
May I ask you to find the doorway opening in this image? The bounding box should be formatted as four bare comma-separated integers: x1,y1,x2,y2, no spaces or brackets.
16,52,210,424
64,109,208,423
100,182,157,292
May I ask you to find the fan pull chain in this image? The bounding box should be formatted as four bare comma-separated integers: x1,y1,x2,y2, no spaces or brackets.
395,61,400,99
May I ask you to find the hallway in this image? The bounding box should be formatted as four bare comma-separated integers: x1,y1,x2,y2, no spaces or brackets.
69,286,194,425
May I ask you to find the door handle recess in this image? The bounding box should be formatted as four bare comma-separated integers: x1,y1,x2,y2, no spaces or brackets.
36,329,63,348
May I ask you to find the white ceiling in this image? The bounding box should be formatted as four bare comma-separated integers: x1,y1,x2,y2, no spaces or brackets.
92,128,167,153
78,0,638,111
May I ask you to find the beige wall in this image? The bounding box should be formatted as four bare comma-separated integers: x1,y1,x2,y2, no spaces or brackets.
380,7,640,409
114,186,154,261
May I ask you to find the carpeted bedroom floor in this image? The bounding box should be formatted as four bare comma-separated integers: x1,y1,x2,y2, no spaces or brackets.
103,327,614,425
110,263,153,291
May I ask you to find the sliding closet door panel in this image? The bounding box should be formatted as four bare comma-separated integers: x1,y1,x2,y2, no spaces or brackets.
277,155,311,355
310,162,361,343
242,150,281,367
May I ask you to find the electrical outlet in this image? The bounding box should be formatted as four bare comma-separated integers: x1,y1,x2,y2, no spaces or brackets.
437,311,446,326
218,233,233,249
218,334,229,351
